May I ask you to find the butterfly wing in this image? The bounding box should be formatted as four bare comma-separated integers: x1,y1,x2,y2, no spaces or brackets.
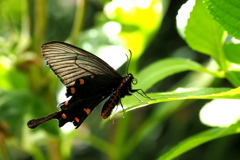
28,95,105,129
58,95,106,128
41,41,122,87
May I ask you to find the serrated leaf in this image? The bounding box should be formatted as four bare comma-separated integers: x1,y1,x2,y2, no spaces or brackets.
204,0,240,40
176,0,195,38
185,0,224,58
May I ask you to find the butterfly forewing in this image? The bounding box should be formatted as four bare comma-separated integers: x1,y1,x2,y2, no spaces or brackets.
42,41,122,87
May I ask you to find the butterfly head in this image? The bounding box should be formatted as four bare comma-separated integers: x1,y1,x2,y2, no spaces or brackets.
127,73,138,85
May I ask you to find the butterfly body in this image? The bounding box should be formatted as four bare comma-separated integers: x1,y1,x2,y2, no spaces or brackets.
101,74,137,119
27,41,145,129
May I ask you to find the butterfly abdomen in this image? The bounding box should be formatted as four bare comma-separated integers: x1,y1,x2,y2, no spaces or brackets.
101,75,133,119
101,92,120,119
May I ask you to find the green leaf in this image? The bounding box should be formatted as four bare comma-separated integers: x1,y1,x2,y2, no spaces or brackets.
0,91,29,138
27,96,60,136
111,87,240,117
157,123,240,160
0,64,29,90
204,0,240,40
136,58,222,91
224,43,240,64
176,0,196,38
0,90,59,138
185,0,224,58
222,43,240,86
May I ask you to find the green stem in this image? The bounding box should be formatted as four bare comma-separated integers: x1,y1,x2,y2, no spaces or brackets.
226,72,240,87
216,35,240,86
48,139,63,160
33,0,47,53
69,0,86,45
31,146,46,160
114,113,131,160
0,141,9,160
124,100,190,157
77,131,116,160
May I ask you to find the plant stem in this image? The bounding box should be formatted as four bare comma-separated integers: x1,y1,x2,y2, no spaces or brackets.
69,0,86,45
33,0,47,53
114,113,131,160
0,141,9,160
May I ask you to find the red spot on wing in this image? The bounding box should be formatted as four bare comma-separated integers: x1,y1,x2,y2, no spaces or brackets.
61,113,67,119
70,87,75,94
84,108,91,115
74,117,80,123
79,79,84,85
64,101,69,106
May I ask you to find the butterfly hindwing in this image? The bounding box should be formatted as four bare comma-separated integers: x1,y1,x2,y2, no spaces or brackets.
28,95,105,129
57,95,105,128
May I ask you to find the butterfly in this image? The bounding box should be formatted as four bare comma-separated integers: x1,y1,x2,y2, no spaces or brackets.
27,41,148,129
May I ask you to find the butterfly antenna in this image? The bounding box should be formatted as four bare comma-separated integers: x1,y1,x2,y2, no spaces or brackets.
125,49,132,74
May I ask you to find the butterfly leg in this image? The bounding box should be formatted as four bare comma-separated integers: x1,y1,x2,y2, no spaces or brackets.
128,86,153,100
119,100,126,118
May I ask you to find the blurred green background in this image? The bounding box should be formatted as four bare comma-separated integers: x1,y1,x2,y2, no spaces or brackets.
1,0,240,160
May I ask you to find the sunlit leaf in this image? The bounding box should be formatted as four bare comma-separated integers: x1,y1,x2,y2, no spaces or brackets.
136,58,222,91
185,0,224,58
224,43,240,64
204,0,240,40
111,87,240,117
176,0,195,38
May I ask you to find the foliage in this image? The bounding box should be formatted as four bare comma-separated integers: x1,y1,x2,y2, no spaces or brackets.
1,0,240,159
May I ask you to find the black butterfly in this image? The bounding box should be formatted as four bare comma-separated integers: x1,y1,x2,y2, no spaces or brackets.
27,41,148,129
